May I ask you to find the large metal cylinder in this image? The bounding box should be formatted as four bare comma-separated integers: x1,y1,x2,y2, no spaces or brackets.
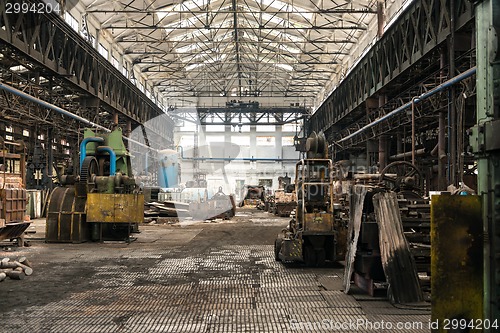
46,187,88,243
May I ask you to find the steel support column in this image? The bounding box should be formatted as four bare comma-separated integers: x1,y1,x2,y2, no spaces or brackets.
471,0,500,326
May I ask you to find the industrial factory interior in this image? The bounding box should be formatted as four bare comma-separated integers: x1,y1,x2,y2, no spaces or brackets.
0,0,498,331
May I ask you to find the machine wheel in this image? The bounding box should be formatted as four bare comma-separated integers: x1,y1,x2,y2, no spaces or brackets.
379,161,423,195
274,238,283,261
80,156,98,183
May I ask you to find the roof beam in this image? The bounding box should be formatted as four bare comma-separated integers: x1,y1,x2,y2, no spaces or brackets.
104,25,367,30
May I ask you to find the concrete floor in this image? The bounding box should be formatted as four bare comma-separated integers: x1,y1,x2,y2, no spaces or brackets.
0,209,430,332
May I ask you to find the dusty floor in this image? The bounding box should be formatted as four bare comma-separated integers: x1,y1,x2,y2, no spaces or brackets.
0,208,430,332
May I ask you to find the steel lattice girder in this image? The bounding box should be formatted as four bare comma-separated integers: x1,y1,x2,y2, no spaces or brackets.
308,0,474,140
196,106,309,126
0,4,174,147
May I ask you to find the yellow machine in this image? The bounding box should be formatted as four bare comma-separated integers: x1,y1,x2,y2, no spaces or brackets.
275,132,346,266
46,128,143,242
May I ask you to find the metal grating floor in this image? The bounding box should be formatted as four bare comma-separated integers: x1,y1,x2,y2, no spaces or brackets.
1,217,430,332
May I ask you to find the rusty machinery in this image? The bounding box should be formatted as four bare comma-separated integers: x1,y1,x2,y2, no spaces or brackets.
239,185,265,207
46,128,143,242
272,174,296,217
274,132,347,266
189,186,236,220
0,138,29,245
350,161,430,296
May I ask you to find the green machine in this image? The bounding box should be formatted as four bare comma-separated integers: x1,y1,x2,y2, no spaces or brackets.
46,128,143,242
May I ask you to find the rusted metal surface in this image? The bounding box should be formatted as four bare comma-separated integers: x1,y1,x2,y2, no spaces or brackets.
431,195,483,332
86,193,144,223
46,186,88,243
303,213,333,233
373,191,423,304
0,188,27,224
0,221,30,242
274,202,295,217
0,141,29,243
344,185,369,294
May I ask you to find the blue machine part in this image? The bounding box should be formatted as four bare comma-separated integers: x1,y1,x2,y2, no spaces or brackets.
158,149,179,188
79,137,104,172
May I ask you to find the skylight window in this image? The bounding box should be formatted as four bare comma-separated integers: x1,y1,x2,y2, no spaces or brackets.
185,63,202,71
276,63,293,71
260,0,313,21
261,28,305,43
157,0,212,22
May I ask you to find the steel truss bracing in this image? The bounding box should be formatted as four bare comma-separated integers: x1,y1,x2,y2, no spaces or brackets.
309,0,474,141
0,1,174,151
197,104,308,126
167,105,308,128
82,0,380,101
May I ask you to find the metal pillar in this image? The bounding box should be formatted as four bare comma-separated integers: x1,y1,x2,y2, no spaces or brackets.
377,0,384,38
378,135,387,171
438,50,447,190
448,0,457,186
378,95,388,170
47,127,54,191
471,0,500,326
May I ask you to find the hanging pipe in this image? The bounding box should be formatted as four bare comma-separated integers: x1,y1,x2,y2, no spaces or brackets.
0,81,159,152
0,81,110,132
338,67,477,143
79,137,105,171
96,146,116,176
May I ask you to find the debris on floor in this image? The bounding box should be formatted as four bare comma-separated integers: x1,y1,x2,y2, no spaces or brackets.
0,256,33,281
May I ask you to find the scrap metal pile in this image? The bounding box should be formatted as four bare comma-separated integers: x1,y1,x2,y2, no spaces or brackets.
144,187,236,222
189,187,236,221
342,161,431,302
239,185,265,207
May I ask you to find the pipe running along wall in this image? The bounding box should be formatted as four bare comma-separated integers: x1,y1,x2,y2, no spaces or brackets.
0,81,156,152
338,67,477,143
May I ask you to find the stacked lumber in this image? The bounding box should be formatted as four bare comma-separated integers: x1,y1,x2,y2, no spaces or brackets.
0,257,33,281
